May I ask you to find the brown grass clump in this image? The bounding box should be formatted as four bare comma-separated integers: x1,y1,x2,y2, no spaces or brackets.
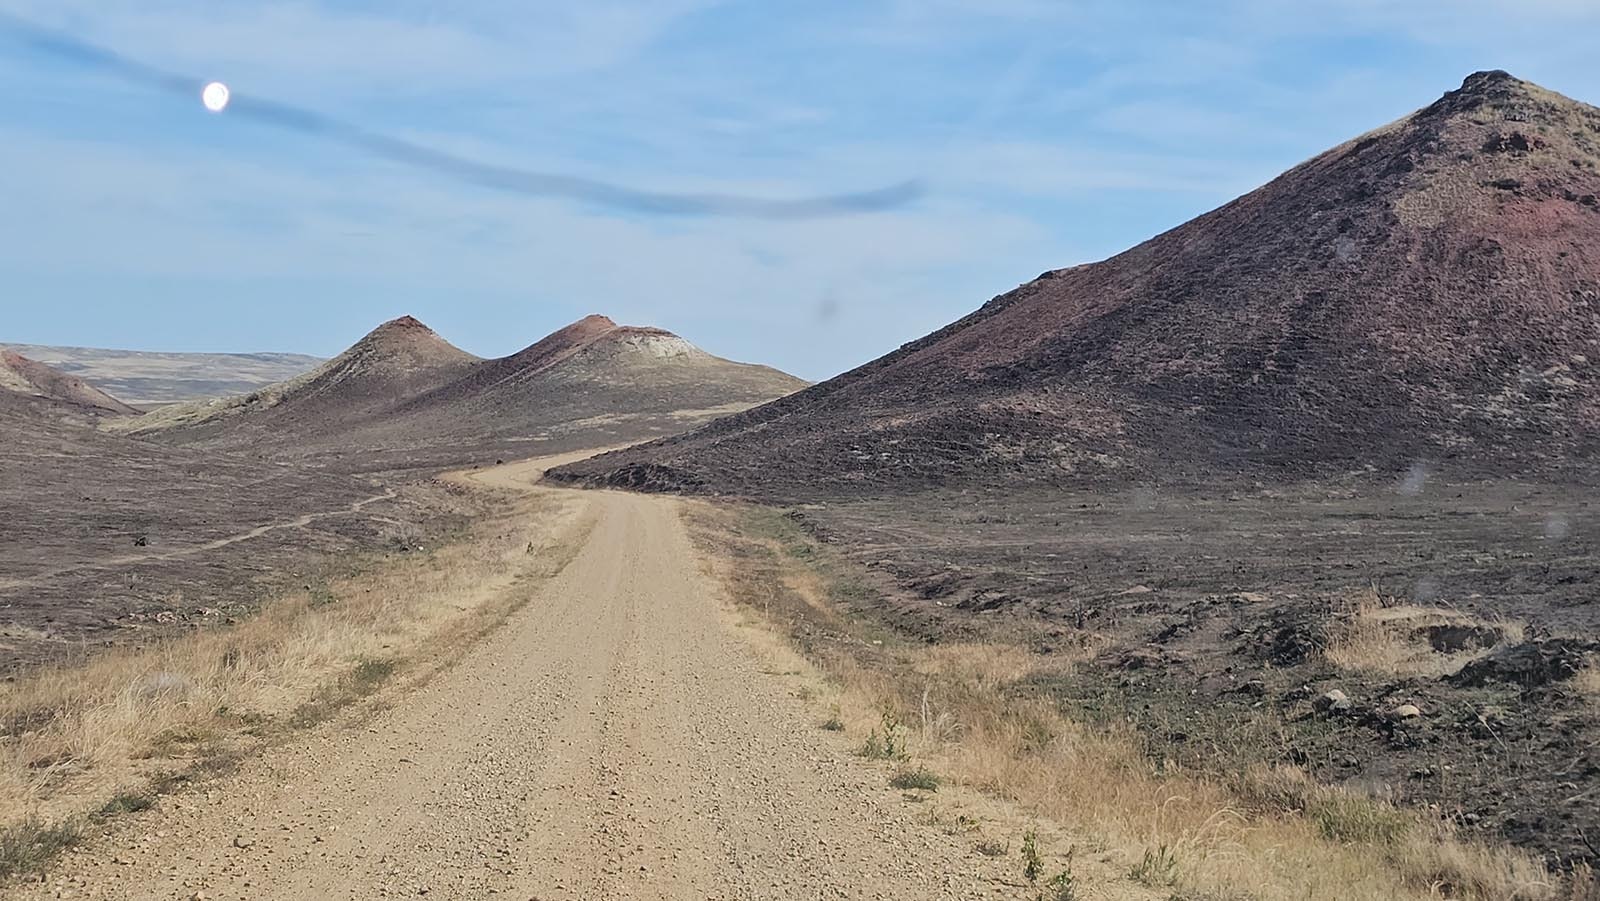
1573,657,1600,701
688,502,1560,901
1323,589,1524,678
0,486,591,865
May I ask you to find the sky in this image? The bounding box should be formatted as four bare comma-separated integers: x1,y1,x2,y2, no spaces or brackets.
2,1,1599,381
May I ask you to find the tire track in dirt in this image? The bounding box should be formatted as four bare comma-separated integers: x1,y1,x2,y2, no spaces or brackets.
0,489,397,592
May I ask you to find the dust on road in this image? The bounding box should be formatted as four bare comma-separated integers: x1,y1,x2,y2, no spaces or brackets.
14,457,1049,900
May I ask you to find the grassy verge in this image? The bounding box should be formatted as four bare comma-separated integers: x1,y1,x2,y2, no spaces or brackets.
0,483,593,884
685,501,1561,901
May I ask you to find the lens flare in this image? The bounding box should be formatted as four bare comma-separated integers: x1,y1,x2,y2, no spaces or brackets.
201,81,230,113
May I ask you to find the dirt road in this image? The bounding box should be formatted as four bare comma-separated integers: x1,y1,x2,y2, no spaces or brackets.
17,460,1034,900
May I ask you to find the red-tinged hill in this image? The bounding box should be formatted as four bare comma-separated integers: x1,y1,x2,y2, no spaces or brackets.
552,71,1600,498
0,349,138,418
115,315,482,442
120,315,807,473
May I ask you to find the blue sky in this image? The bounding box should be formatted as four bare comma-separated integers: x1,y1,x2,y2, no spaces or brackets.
2,0,1599,380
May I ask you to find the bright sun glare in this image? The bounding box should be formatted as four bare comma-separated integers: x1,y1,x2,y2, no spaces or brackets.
201,81,230,113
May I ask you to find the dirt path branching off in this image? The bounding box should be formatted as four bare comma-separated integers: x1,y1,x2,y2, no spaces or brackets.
0,489,400,593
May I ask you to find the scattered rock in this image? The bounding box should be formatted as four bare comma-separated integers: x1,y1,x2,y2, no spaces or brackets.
232,835,254,849
1253,619,1318,666
1482,130,1547,153
1390,704,1423,720
1449,639,1593,688
1231,679,1267,697
1114,648,1163,671
1315,688,1353,714
1423,623,1502,653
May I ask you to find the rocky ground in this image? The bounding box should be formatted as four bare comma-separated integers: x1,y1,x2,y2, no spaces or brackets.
773,475,1600,866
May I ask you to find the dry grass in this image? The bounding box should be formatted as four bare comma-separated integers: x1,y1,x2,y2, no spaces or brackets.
1574,656,1600,701
0,485,591,864
688,502,1561,901
1324,590,1525,678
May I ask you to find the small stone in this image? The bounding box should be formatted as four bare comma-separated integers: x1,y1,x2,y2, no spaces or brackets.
1391,703,1423,720
1315,689,1353,714
232,836,254,850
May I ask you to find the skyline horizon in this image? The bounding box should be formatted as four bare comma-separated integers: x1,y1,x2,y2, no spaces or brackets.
5,1,1600,381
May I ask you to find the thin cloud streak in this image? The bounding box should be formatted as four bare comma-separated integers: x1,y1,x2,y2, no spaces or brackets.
0,11,923,220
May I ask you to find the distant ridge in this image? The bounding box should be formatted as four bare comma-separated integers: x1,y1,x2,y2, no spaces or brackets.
1,344,324,405
0,350,137,416
120,314,808,473
552,71,1600,497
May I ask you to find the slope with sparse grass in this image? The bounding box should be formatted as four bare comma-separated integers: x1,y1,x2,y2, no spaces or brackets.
0,461,594,882
684,501,1565,901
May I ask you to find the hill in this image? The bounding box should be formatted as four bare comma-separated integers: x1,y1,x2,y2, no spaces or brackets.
553,71,1600,497
121,314,807,473
1,343,323,406
0,350,137,417
0,380,419,666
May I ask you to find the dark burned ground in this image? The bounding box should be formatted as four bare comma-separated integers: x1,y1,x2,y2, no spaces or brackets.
0,462,476,672
776,477,1600,865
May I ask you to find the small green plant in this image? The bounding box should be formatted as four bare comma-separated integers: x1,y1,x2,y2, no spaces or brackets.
142,724,217,759
351,658,396,695
1167,890,1258,901
859,711,908,760
96,793,156,818
1021,827,1043,884
1020,716,1055,754
889,766,940,791
1040,866,1077,901
1129,844,1180,887
0,818,82,881
307,582,339,609
1308,794,1411,845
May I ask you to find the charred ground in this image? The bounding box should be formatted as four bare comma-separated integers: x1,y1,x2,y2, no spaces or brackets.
550,72,1600,867
0,369,464,669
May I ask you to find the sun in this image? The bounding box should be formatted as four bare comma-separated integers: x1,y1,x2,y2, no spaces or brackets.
201,81,231,113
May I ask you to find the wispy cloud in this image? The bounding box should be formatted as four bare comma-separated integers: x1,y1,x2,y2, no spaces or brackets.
0,10,919,218
0,0,723,89
2,0,1599,379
